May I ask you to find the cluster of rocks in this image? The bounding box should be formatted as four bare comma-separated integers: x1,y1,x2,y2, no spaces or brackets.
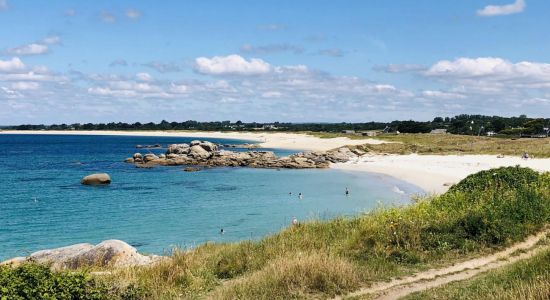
135,144,162,149
1,240,162,270
125,140,363,169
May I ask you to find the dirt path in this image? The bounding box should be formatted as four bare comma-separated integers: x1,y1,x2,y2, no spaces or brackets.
335,229,549,300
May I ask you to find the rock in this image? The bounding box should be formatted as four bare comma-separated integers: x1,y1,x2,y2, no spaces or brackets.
183,167,201,172
124,157,134,163
81,173,111,185
0,257,26,267
133,153,143,160
189,145,211,159
143,153,159,162
1,240,162,270
166,144,190,155
158,154,166,159
199,141,218,152
190,140,201,146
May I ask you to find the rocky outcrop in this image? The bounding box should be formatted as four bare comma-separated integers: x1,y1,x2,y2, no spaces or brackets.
126,140,360,169
81,173,111,185
0,240,162,270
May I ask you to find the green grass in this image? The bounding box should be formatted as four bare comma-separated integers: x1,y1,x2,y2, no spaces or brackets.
403,248,550,300
2,167,549,299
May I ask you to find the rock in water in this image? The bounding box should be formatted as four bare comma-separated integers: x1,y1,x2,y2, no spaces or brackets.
1,240,162,270
81,173,111,185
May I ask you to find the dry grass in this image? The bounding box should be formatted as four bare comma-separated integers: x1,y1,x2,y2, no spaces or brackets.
349,134,549,158
211,253,360,299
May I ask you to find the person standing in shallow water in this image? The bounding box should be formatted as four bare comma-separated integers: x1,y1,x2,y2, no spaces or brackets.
345,187,350,196
298,192,303,200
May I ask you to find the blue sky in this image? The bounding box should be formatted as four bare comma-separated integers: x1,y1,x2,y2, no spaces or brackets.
0,0,549,124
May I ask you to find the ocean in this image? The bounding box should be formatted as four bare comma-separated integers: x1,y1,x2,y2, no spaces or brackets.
0,134,422,260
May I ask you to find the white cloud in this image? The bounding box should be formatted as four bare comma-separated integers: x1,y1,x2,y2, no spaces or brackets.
425,57,550,88
41,36,61,45
100,11,116,23
136,72,153,81
11,81,40,90
7,43,49,55
126,8,141,19
195,54,271,75
5,36,61,56
0,57,25,72
422,90,466,99
261,91,282,98
169,83,188,94
477,0,525,17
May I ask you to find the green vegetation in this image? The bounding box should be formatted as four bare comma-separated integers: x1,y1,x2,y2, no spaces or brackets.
350,133,550,158
2,167,549,299
0,263,144,300
403,248,550,300
7,114,550,136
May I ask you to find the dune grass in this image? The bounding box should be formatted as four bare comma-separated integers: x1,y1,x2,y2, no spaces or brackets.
309,132,550,158
403,247,550,300
2,166,549,299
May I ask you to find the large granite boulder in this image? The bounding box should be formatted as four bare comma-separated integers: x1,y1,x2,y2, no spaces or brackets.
1,240,162,270
81,173,111,185
166,144,190,155
189,145,211,159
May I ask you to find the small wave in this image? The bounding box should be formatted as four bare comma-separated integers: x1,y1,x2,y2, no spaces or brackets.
392,186,405,195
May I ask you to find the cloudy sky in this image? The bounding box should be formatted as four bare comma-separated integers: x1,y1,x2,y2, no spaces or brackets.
0,0,549,124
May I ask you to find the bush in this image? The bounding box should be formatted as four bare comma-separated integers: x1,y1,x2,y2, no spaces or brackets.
0,263,145,300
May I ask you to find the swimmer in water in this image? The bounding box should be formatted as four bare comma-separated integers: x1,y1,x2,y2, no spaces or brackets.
345,187,350,196
292,217,298,225
220,228,224,235
298,192,303,200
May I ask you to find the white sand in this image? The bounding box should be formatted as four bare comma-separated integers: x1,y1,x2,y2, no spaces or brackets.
0,130,379,151
332,154,550,194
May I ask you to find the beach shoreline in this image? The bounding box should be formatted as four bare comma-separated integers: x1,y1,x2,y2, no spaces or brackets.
0,130,379,151
332,154,550,194
2,130,549,194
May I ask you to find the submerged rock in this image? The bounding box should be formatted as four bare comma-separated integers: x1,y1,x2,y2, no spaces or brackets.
1,240,162,270
81,173,111,185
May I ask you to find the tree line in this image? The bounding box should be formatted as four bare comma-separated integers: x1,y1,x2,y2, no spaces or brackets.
4,115,549,136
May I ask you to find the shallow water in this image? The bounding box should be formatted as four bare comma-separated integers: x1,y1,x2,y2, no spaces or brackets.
0,134,422,260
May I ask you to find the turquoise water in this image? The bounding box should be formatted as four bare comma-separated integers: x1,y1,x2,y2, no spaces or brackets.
0,134,422,260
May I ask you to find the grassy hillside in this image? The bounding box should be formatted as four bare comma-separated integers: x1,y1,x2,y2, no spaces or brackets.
1,166,549,299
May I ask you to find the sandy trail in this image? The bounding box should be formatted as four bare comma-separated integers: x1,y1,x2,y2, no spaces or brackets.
335,228,549,300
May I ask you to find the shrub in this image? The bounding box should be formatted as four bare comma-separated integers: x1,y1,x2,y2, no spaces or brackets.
0,263,145,300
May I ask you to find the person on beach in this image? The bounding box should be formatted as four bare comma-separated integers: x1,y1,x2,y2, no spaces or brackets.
345,187,350,196
522,152,530,160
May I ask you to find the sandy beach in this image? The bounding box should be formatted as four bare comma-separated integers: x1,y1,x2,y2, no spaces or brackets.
2,130,549,194
0,130,379,151
333,154,550,194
